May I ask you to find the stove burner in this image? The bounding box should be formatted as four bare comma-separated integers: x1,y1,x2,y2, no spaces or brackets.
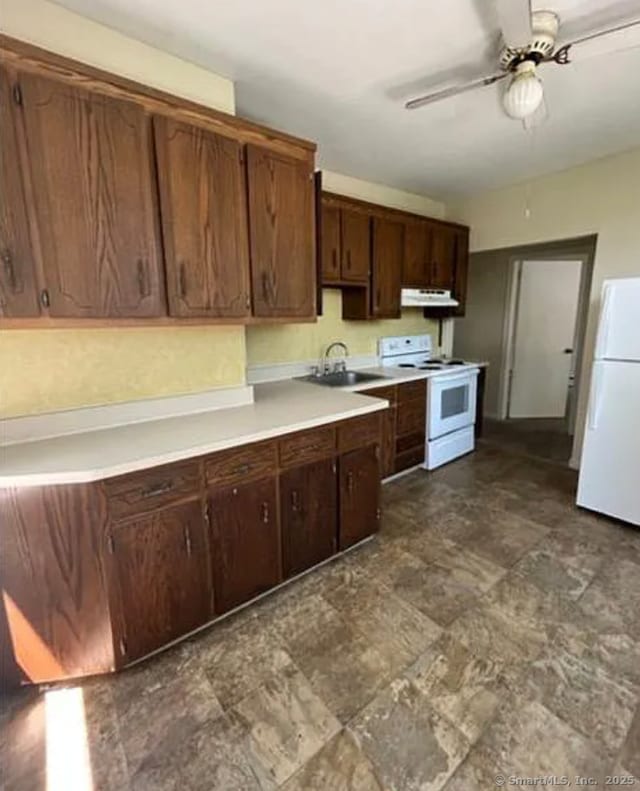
419,364,444,370
397,363,417,368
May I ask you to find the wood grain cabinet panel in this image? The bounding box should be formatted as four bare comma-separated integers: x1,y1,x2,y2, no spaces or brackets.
453,228,469,317
0,66,40,317
341,208,370,283
208,477,280,613
104,460,201,522
371,217,403,318
430,224,456,289
246,145,315,319
204,441,278,488
337,412,382,453
19,72,165,318
278,425,336,468
153,117,251,318
339,445,381,550
280,458,337,578
109,500,211,663
0,483,114,683
403,219,431,287
321,203,341,283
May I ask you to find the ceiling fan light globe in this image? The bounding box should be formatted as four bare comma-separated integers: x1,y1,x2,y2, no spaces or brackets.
503,71,544,119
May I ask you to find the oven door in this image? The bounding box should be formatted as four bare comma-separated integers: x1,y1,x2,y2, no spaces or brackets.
428,369,479,440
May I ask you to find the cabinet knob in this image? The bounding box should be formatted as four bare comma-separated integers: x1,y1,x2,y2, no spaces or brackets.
261,502,270,523
291,490,300,512
346,471,354,493
183,526,192,556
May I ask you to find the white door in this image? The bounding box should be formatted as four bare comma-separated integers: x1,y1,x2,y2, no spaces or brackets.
595,278,640,362
577,360,640,525
509,259,583,418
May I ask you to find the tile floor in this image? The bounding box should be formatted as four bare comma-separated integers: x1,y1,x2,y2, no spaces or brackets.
2,442,640,791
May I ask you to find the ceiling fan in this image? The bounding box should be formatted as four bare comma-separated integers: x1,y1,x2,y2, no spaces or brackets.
405,0,640,121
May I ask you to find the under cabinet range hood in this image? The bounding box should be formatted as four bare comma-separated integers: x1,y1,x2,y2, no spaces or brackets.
401,288,459,307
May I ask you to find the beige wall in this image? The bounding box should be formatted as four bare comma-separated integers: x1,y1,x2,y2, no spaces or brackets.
450,147,640,464
246,172,445,366
1,0,245,418
453,251,510,416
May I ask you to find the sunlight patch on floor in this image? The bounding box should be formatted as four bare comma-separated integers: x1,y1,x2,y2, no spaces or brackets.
45,686,93,791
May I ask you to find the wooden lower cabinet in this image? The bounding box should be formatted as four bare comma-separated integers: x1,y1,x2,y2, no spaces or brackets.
281,458,338,578
109,500,211,664
339,445,381,550
1,413,384,687
208,477,281,613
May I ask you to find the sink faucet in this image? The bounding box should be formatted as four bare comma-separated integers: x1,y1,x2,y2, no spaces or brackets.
322,341,349,375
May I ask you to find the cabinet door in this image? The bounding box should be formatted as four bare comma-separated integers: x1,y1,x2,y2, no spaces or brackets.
430,224,456,289
403,219,430,287
246,145,315,318
339,445,381,550
109,500,211,663
371,217,403,318
453,228,469,317
321,203,341,283
208,477,280,613
341,208,370,283
281,458,337,578
20,72,165,317
0,67,40,317
154,117,250,318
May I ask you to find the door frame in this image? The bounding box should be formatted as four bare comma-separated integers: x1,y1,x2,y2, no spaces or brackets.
497,242,595,434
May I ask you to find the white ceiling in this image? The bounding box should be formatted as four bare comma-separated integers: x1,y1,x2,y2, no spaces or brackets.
54,0,640,199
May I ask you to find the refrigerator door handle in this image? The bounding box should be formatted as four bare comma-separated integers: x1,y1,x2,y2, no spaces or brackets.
588,363,604,430
594,284,613,359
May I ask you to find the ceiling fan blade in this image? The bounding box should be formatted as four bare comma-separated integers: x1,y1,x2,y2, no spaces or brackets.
405,72,508,110
552,18,640,63
495,0,532,48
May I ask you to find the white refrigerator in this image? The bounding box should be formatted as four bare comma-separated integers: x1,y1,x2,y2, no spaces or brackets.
577,277,640,526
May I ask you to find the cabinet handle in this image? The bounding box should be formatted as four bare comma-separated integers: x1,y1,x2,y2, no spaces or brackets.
232,463,251,476
119,637,127,657
346,471,354,493
291,490,299,512
141,480,173,498
183,526,192,556
137,259,150,297
261,502,270,523
2,250,16,292
179,263,187,298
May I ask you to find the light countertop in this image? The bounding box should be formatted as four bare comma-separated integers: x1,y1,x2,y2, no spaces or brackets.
0,381,390,487
0,363,487,488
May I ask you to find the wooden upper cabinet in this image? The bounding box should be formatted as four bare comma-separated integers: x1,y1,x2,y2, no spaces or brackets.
246,145,315,319
371,217,403,318
19,72,165,318
321,203,341,283
341,208,370,283
109,500,211,663
453,227,470,316
403,219,430,287
153,117,250,318
0,66,40,317
430,224,456,289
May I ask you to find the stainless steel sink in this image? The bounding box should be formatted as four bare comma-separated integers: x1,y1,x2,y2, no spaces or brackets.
297,370,387,387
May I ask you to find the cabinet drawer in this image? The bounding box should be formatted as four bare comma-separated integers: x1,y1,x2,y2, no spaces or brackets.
396,431,425,455
205,441,277,488
105,461,201,522
338,412,381,453
397,379,426,403
395,446,425,473
278,425,336,468
363,385,397,404
396,397,426,437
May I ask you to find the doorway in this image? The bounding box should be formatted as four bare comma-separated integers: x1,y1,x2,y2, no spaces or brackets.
507,258,583,420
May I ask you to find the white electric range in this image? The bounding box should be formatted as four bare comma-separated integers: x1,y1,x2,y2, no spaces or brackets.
379,334,480,469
